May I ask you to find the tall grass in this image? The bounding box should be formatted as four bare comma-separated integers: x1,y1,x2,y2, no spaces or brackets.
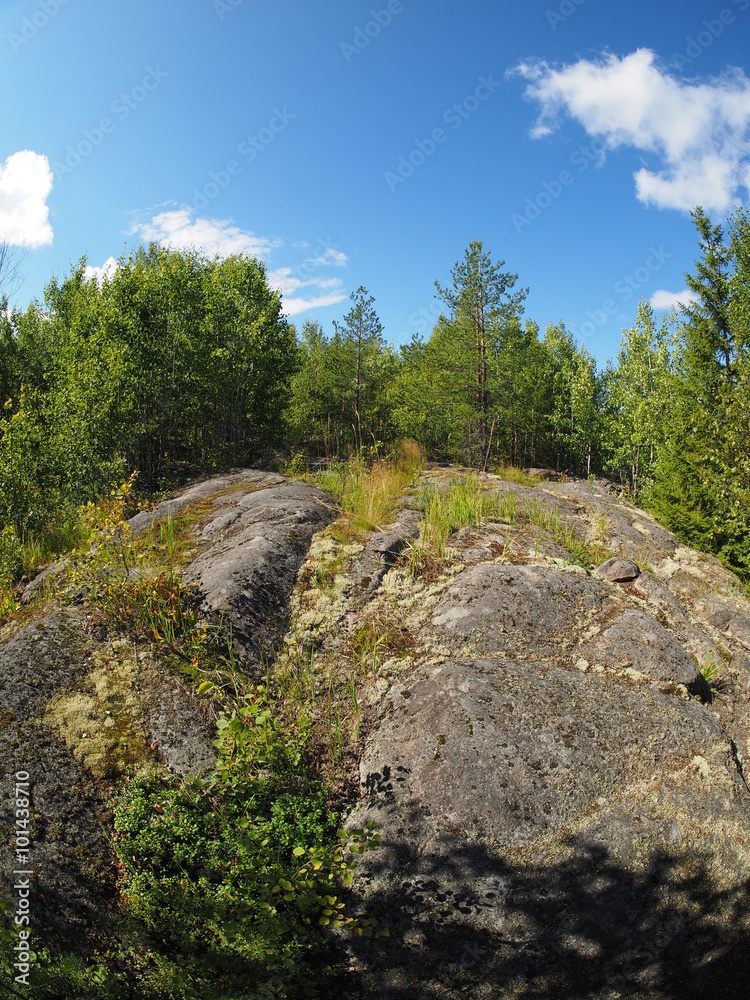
493,465,542,487
312,441,424,532
525,498,610,570
407,474,609,575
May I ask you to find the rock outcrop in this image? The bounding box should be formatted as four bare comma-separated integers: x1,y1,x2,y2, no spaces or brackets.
0,471,336,953
337,472,750,998
130,470,336,671
3,467,750,997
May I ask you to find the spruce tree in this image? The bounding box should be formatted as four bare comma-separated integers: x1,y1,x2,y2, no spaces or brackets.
650,208,750,577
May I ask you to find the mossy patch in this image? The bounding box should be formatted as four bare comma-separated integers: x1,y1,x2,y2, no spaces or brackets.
44,638,154,780
288,533,363,650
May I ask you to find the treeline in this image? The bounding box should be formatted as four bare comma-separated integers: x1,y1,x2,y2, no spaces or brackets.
287,216,750,579
289,244,654,481
1,209,749,581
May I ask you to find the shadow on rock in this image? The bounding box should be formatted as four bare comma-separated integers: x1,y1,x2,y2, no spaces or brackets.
344,823,750,999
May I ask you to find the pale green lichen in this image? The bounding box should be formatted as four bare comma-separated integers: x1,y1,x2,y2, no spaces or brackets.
43,638,154,779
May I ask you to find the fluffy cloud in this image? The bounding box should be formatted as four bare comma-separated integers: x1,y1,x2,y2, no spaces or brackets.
131,209,279,258
0,151,53,248
513,50,750,212
276,291,349,316
650,288,699,311
126,209,349,315
84,256,118,285
267,242,349,316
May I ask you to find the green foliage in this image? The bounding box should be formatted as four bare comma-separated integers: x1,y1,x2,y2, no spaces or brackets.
3,228,749,594
650,208,750,580
602,300,673,498
391,308,601,473
699,655,722,691
288,292,396,457
0,245,295,560
427,241,529,464
543,322,602,475
107,686,381,998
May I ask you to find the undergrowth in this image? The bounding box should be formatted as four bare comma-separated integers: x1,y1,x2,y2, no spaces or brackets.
308,441,424,537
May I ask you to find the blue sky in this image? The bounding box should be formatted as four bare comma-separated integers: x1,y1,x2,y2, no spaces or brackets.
2,0,750,364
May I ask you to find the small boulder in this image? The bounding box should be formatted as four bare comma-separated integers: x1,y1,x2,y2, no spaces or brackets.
596,556,640,583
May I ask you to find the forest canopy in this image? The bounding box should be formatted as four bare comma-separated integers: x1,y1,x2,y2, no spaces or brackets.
1,207,749,585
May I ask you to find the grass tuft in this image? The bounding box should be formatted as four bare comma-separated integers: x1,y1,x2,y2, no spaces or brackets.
309,443,424,535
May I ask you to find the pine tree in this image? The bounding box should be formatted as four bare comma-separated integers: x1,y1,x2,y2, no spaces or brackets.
434,241,527,463
332,287,384,452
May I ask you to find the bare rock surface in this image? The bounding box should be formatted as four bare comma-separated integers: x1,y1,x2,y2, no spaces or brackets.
582,608,706,693
179,477,336,670
351,507,422,601
433,563,605,658
334,471,750,999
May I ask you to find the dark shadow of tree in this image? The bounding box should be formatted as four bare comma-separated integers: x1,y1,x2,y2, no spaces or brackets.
341,811,750,999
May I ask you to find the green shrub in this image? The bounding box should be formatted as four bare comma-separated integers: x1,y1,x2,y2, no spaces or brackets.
108,686,381,998
0,525,22,582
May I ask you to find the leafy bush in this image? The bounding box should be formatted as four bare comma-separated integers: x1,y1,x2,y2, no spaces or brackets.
0,525,22,583
108,686,381,999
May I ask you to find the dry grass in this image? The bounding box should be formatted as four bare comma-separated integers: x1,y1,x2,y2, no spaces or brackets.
310,442,424,535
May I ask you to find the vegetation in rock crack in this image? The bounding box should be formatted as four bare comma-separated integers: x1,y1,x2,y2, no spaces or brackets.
305,441,424,537
406,472,610,575
698,655,724,700
0,480,385,999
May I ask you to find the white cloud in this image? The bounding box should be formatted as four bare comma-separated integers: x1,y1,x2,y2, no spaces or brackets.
126,208,349,316
131,208,280,258
266,240,348,315
0,150,53,248
513,50,750,212
309,247,348,267
650,288,699,311
84,255,118,285
278,292,349,317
